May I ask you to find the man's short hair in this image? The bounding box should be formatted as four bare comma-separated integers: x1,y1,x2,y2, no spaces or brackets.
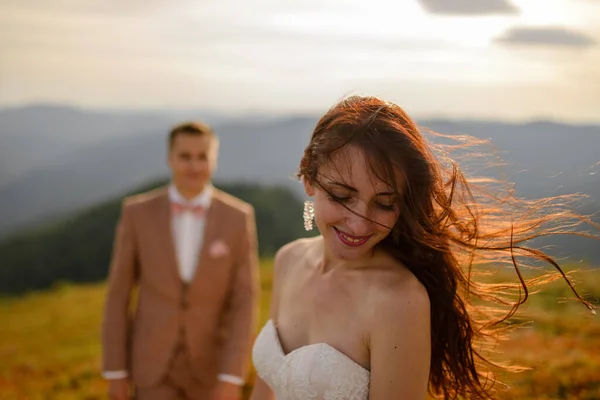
168,121,217,148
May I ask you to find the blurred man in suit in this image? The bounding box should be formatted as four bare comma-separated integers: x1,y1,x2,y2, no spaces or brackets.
102,121,260,400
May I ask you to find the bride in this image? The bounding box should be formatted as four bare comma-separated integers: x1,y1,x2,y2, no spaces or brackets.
249,96,596,400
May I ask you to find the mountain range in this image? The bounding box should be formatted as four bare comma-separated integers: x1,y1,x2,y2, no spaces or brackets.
1,105,599,250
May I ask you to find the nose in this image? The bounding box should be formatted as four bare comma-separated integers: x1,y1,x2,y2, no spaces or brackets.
346,208,373,236
190,159,205,172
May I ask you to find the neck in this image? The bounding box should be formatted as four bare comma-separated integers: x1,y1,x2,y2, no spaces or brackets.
319,236,377,273
174,183,205,200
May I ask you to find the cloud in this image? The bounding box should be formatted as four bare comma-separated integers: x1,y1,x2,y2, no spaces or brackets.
496,27,597,48
417,0,518,16
0,0,179,15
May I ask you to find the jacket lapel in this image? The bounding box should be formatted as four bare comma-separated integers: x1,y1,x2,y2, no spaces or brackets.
154,191,182,287
188,191,222,293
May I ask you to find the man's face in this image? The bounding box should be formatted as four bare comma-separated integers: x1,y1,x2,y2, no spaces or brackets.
168,134,218,196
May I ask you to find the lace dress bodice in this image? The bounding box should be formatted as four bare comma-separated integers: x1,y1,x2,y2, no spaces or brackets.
252,319,370,400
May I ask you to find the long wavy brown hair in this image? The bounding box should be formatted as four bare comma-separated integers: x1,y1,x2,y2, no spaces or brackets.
298,95,598,399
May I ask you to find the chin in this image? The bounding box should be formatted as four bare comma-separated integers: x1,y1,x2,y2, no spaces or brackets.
328,237,376,261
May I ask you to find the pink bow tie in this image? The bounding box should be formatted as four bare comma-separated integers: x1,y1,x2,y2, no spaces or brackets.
171,202,206,216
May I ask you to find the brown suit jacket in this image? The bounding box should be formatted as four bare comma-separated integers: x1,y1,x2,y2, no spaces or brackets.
101,186,260,388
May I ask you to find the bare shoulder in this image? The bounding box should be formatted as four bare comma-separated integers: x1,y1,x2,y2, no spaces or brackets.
268,236,320,317
272,236,322,287
366,262,431,398
366,262,430,328
273,236,320,273
275,236,319,260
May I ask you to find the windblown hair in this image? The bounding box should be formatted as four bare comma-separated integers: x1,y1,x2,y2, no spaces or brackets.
298,95,597,399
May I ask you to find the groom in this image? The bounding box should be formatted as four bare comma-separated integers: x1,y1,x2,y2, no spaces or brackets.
102,121,260,399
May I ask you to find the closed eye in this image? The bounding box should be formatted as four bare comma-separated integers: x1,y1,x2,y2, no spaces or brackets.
376,203,396,211
328,194,397,212
328,193,350,203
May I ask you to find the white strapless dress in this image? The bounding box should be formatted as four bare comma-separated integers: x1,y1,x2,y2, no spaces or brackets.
252,319,370,400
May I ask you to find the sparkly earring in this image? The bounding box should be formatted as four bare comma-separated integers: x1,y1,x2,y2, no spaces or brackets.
303,200,314,231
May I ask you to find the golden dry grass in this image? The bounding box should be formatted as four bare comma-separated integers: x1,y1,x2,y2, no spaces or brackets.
0,260,598,399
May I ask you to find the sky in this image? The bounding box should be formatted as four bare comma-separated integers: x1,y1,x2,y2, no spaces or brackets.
1,0,599,122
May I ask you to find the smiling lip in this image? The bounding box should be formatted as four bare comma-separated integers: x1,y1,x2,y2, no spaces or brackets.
334,227,372,247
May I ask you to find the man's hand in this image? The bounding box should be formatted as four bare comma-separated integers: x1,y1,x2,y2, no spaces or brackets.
211,381,242,400
108,378,130,400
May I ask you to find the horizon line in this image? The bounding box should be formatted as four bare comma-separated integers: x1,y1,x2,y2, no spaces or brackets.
1,101,600,127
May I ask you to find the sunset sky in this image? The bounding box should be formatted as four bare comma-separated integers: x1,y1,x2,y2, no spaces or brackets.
1,0,599,122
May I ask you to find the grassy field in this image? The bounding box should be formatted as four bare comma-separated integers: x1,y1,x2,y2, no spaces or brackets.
0,260,599,399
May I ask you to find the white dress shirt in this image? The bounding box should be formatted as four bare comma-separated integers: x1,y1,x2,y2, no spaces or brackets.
103,183,245,387
169,184,212,284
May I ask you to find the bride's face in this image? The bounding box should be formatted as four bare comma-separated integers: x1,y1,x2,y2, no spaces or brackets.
305,145,402,262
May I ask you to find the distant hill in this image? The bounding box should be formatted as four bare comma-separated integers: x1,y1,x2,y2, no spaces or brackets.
0,105,172,186
0,179,315,295
422,120,600,200
0,104,598,262
0,104,276,189
1,105,599,239
0,106,316,236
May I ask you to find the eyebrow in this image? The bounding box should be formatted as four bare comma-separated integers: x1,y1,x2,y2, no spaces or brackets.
328,182,396,196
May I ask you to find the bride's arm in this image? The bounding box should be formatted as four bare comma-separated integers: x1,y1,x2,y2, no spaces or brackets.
368,278,431,400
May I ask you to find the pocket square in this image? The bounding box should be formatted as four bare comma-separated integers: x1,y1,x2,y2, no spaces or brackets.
209,240,230,258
